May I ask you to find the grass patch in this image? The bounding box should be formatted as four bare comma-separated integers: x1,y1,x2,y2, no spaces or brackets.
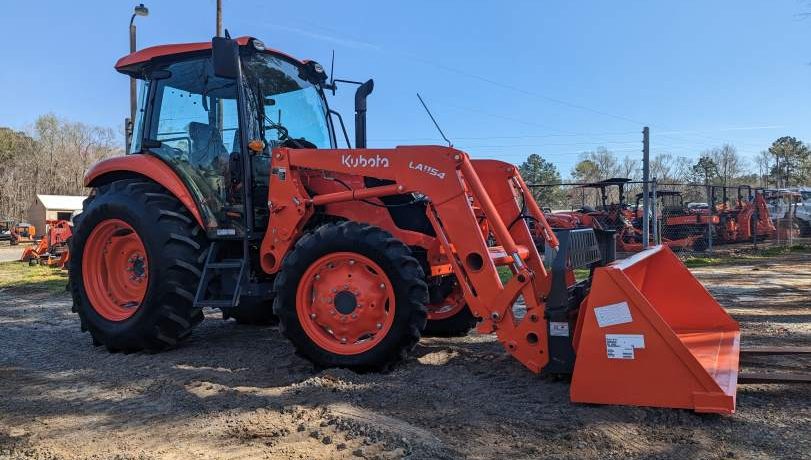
498,265,590,282
497,266,512,284
682,243,810,268
682,257,723,268
573,268,590,281
0,261,68,295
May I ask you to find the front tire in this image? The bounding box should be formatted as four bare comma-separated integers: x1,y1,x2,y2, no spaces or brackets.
273,222,428,371
69,179,208,352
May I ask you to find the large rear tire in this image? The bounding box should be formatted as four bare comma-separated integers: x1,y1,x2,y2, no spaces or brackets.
423,277,477,337
273,222,428,371
69,179,208,352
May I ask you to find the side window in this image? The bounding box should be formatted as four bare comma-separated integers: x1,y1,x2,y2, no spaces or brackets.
146,57,244,234
152,86,239,166
129,80,150,154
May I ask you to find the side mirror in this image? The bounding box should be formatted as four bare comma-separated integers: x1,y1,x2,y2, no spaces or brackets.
212,36,239,79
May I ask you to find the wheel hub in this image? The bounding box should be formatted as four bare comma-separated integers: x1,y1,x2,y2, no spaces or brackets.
128,254,146,281
296,252,396,355
426,286,466,320
82,219,149,321
334,290,358,315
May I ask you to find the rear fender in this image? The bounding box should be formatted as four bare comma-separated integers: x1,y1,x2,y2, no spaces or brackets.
84,155,205,228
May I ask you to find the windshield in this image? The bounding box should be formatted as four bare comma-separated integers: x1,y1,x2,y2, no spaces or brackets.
242,54,333,148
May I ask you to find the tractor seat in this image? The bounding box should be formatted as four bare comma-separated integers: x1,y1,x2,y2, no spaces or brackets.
189,122,228,168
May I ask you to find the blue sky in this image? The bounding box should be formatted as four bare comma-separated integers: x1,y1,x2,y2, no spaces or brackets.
1,1,809,175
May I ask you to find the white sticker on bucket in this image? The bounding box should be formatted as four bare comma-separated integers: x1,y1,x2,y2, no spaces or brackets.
605,334,645,360
606,334,645,349
549,322,569,337
606,345,635,359
594,301,633,327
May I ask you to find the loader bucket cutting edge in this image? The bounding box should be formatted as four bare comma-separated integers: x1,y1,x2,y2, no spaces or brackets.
570,245,740,414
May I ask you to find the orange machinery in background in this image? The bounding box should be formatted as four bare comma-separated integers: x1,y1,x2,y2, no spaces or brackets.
20,219,72,268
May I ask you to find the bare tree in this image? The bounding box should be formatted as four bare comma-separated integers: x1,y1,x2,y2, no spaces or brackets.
618,155,640,180
0,114,122,221
709,144,745,187
754,150,771,187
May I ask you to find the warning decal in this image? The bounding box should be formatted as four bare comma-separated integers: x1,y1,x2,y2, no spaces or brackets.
549,322,569,337
594,301,633,327
605,334,645,360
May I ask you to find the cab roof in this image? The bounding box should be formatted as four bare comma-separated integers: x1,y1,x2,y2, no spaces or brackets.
580,177,632,188
115,36,307,77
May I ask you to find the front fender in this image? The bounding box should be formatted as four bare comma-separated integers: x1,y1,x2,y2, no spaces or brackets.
84,155,205,228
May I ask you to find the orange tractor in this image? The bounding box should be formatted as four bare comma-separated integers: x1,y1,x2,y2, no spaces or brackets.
631,190,718,251
9,222,36,246
547,179,699,252
70,35,740,414
20,219,72,268
707,186,775,243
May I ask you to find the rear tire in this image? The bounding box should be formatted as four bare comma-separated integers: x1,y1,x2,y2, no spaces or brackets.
273,222,428,371
69,179,208,352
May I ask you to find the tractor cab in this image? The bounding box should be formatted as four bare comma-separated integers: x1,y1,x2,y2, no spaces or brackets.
118,36,345,240
576,178,633,231
633,190,684,217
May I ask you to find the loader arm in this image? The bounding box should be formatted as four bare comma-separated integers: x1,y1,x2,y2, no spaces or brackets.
261,145,559,372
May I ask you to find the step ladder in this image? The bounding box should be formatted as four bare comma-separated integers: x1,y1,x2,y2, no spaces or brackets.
193,241,248,309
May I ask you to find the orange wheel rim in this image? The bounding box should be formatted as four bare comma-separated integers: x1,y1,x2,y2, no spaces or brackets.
296,252,395,355
81,219,148,321
426,285,466,321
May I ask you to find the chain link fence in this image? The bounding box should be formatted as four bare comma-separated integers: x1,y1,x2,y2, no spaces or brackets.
528,180,811,258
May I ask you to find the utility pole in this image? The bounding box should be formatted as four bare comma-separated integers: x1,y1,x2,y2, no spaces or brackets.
127,3,149,153
642,126,650,249
215,0,224,133
216,0,222,37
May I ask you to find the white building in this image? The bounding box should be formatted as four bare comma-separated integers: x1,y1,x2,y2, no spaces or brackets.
27,194,85,237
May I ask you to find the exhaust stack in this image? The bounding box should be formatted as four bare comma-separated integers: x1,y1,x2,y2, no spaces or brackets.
354,79,374,148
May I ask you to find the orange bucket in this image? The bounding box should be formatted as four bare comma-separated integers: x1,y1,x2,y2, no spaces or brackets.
570,245,740,414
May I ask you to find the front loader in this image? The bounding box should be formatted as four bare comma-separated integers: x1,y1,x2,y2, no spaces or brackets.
70,34,740,414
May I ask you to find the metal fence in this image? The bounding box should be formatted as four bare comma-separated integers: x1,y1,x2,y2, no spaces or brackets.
528,180,810,257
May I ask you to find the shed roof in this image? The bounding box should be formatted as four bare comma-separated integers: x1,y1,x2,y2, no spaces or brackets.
37,194,85,211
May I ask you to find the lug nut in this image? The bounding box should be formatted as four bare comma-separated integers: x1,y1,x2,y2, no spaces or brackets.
348,260,355,265
341,337,347,343
379,283,385,289
376,323,383,329
351,314,357,319
310,313,316,319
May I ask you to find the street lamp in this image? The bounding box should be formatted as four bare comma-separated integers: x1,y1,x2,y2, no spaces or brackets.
126,3,149,152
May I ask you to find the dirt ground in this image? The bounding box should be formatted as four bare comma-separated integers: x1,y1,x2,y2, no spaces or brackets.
0,252,809,460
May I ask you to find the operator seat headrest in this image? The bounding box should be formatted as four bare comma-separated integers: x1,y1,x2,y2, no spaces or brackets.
188,122,227,167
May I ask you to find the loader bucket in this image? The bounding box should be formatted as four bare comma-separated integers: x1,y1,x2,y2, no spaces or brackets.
570,245,740,414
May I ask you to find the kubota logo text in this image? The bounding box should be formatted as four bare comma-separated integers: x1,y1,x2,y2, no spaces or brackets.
341,154,390,168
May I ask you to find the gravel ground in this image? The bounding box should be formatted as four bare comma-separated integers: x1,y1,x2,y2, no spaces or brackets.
0,252,808,459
